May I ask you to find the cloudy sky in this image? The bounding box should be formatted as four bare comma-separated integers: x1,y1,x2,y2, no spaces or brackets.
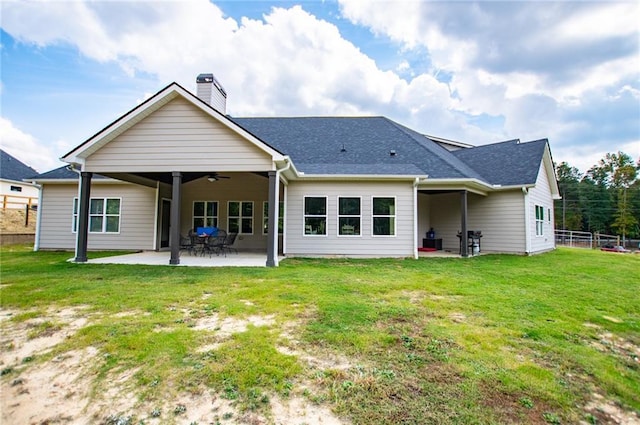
1,0,638,174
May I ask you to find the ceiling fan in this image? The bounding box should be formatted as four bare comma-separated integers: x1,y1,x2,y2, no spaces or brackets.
207,172,231,182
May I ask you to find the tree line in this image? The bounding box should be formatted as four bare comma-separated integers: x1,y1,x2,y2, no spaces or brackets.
555,151,640,239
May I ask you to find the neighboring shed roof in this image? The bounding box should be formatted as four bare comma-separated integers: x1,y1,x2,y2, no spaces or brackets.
0,149,38,181
452,139,549,186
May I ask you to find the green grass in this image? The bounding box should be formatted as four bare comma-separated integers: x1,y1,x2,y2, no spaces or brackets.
1,245,639,424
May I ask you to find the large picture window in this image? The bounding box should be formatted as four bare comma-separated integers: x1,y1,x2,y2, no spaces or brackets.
338,197,361,236
535,205,544,236
372,197,396,236
228,201,253,234
263,201,284,235
304,196,326,235
73,197,121,233
193,201,218,230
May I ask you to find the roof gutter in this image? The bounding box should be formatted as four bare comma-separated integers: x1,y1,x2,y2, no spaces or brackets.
292,173,426,181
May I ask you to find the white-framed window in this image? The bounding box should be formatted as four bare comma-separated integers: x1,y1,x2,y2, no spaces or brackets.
338,196,361,236
263,201,284,235
535,205,544,236
193,201,218,230
228,201,253,234
304,196,327,236
372,196,396,236
73,197,121,233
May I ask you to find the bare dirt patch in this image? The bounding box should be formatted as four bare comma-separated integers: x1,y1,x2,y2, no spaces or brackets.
590,332,640,364
277,317,353,372
0,306,350,425
270,395,345,425
1,347,98,425
0,209,37,234
193,313,276,336
0,306,90,367
449,312,467,323
584,393,640,425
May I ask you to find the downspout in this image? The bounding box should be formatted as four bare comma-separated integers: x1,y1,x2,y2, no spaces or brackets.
68,164,82,259
413,177,419,259
32,182,43,251
271,157,292,266
152,180,159,250
523,186,531,255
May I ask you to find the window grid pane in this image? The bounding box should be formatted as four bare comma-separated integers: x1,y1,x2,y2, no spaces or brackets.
372,197,396,236
338,197,360,235
193,201,218,231
89,216,103,232
228,201,252,234
304,197,326,235
90,199,104,215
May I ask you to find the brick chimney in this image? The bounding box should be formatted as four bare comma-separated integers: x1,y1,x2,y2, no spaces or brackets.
196,73,227,114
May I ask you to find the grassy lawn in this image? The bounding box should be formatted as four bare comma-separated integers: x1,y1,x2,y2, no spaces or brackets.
1,246,639,424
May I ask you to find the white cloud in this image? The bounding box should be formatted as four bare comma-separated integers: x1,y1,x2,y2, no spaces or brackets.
0,117,64,173
1,0,637,173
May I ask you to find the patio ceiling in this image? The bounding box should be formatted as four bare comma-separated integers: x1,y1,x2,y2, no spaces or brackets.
99,171,270,186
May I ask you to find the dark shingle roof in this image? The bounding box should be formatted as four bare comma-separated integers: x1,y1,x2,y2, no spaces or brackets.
452,139,548,186
37,113,548,186
232,116,487,179
31,166,109,180
0,149,38,181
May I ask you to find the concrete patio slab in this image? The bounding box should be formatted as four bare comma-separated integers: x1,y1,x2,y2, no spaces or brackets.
85,251,277,267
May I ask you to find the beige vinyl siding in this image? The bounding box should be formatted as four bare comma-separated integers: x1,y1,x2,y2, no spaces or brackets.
38,182,156,250
417,193,432,242
180,173,283,252
426,191,526,254
84,97,273,173
285,181,415,257
468,191,526,253
528,161,556,253
428,193,462,252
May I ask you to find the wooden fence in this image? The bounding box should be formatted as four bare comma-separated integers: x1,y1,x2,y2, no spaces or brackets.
1,194,38,210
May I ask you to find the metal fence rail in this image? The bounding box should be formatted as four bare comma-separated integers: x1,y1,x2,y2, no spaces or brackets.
555,230,593,248
555,230,639,250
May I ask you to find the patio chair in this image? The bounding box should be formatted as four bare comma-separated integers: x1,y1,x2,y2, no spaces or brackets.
179,231,196,256
203,229,227,257
221,232,238,256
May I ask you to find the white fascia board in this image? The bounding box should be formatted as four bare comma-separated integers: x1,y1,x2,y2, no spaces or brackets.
490,183,535,191
292,174,425,182
542,144,561,199
5,178,38,187
62,83,286,165
418,178,491,196
425,134,474,149
28,178,127,185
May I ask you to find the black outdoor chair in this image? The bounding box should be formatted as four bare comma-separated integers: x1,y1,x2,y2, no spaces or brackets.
203,229,227,257
221,232,238,255
179,230,196,256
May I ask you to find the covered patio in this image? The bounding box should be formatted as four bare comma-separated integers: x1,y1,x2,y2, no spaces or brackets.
84,251,283,267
